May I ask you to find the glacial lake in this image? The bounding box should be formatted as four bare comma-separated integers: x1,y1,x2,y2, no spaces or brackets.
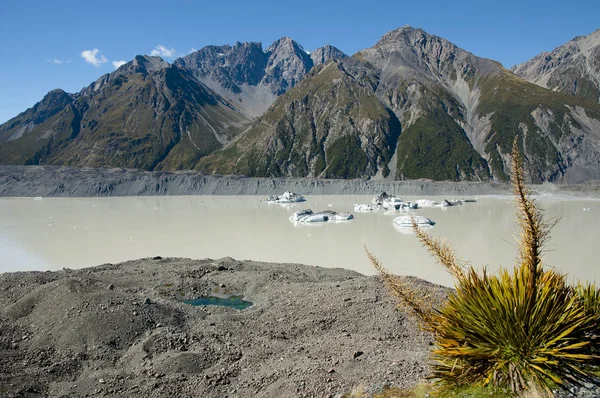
0,195,598,287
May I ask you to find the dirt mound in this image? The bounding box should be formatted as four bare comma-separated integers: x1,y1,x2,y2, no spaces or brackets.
0,257,450,397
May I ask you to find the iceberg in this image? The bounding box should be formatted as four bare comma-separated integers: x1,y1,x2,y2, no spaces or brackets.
266,191,306,203
415,199,434,208
373,192,401,206
415,199,465,208
397,201,418,210
290,209,354,223
393,215,436,229
320,210,354,221
370,193,418,211
353,204,384,212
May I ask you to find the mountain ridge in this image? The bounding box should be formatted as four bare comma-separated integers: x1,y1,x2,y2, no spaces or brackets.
0,55,251,170
174,38,347,116
2,27,600,183
512,28,600,102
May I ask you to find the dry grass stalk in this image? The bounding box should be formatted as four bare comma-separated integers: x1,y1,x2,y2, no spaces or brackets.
510,138,556,334
411,219,466,281
365,246,433,329
511,138,549,277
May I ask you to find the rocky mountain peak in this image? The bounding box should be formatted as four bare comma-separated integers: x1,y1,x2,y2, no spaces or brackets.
267,37,303,52
264,37,313,96
30,89,74,123
129,55,170,74
512,28,600,101
310,45,347,66
0,88,74,144
374,26,438,48
175,42,268,90
40,89,73,105
360,26,499,86
570,28,600,51
78,55,170,97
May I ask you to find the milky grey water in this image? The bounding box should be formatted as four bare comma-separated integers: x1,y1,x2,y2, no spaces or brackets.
0,195,598,287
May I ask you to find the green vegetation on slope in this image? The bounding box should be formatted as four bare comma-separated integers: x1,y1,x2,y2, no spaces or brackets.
198,61,400,178
0,102,84,165
395,112,489,181
478,69,600,180
324,134,369,178
0,63,248,171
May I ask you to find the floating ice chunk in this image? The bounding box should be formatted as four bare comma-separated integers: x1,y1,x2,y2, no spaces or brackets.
393,215,436,230
373,192,401,205
267,191,306,203
354,204,383,212
34,197,43,200
397,201,418,210
415,199,463,208
290,209,353,223
415,199,437,208
290,209,325,222
372,192,419,210
320,210,354,221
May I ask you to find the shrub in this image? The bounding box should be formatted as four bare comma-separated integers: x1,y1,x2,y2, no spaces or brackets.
369,138,600,396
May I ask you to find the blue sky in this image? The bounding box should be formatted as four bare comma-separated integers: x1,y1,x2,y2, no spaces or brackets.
1,0,599,124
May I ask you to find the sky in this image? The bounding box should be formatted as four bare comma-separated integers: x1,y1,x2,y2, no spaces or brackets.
1,0,599,124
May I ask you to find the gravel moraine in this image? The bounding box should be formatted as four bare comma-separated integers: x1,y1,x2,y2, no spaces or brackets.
2,165,600,198
0,257,449,398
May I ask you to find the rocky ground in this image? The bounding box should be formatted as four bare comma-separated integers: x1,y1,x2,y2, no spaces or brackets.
0,257,449,398
2,165,600,198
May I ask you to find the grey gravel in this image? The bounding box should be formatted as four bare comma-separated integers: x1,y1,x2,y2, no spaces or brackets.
2,165,600,198
0,257,447,397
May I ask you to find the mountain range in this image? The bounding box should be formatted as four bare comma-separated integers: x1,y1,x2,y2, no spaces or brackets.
1,27,600,183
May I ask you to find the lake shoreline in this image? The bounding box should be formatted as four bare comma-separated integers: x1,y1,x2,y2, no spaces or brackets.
2,165,600,198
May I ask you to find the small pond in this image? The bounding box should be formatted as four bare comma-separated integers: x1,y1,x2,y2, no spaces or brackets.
183,296,253,310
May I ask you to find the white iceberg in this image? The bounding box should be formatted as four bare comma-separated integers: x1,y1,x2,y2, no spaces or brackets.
397,201,418,210
266,191,306,203
290,209,354,223
373,192,401,206
414,199,437,208
320,210,354,221
372,192,417,210
290,209,328,223
393,215,436,229
415,199,465,208
354,204,384,212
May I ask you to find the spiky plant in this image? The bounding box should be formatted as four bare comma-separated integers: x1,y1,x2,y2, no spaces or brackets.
369,138,599,396
574,282,600,362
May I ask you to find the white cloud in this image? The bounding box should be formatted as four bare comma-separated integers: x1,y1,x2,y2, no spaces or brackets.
47,59,71,64
112,60,127,69
188,48,197,54
80,49,107,67
150,44,176,58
